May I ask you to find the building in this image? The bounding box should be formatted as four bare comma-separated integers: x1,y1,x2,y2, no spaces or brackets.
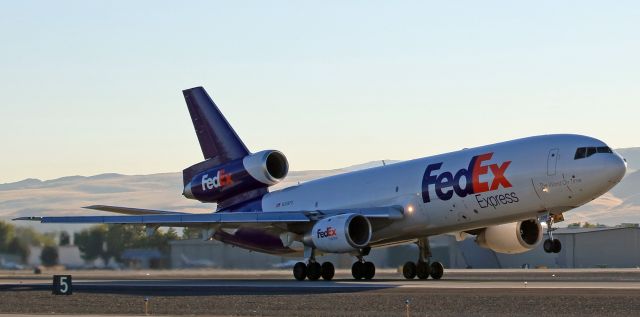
555,227,640,268
27,245,84,267
121,248,163,269
454,226,640,269
169,239,392,269
169,227,640,269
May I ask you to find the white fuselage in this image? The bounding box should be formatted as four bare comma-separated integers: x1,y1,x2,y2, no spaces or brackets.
261,134,626,246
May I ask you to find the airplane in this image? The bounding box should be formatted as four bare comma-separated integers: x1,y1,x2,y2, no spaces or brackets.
0,257,25,270
272,259,301,269
179,254,218,269
15,87,627,281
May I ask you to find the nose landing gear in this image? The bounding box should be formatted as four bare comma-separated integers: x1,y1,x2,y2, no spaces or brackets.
402,237,444,280
543,215,562,253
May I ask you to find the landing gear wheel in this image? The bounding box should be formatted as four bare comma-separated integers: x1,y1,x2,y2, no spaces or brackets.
321,262,335,281
543,239,554,253
430,262,444,280
416,261,430,280
552,239,562,253
307,262,321,281
542,239,553,253
544,215,562,253
293,262,307,281
363,261,376,280
352,261,365,280
403,261,417,279
543,238,561,253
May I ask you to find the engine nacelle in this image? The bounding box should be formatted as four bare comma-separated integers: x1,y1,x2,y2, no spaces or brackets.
305,214,372,253
183,150,288,203
242,150,289,185
475,219,543,254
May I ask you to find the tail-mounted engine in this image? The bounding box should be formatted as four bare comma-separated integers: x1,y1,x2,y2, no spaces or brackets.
475,219,543,254
183,150,289,203
304,213,372,253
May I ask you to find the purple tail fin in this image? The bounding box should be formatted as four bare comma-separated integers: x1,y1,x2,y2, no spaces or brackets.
183,87,249,161
182,87,251,186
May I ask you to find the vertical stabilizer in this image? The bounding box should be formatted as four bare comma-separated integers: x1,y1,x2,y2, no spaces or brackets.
183,87,249,162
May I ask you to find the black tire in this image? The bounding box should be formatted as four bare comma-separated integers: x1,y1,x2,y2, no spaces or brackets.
293,262,307,281
321,262,335,281
403,261,417,279
543,239,554,253
352,261,364,280
363,261,376,280
430,261,444,280
552,239,562,253
307,262,322,281
416,261,430,280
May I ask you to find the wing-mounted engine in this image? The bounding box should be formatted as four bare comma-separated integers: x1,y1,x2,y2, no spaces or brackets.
183,150,289,204
303,213,372,253
475,219,543,254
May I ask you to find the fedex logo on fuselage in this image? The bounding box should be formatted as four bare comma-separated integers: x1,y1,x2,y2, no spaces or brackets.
422,152,512,203
201,170,233,191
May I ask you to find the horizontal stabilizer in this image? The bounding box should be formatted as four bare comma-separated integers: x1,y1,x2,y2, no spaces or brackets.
83,205,188,215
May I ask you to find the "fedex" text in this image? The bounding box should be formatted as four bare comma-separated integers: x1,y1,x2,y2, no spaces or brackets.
201,170,233,191
422,152,512,203
317,227,337,239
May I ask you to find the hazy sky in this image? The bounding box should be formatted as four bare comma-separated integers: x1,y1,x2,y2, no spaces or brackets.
1,1,638,183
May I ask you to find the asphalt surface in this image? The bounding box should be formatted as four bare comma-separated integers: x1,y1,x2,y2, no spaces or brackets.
1,269,640,316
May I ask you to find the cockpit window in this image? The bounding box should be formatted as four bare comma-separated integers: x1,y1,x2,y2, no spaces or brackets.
574,146,613,160
597,146,613,154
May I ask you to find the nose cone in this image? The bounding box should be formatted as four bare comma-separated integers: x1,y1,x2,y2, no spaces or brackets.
607,153,627,185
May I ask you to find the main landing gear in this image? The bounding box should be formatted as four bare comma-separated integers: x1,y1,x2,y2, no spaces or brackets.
293,258,377,281
543,216,562,253
293,247,377,281
293,247,335,281
293,261,335,281
351,256,376,280
402,238,444,280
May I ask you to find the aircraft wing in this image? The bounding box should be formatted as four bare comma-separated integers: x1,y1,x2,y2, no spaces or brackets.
13,206,404,227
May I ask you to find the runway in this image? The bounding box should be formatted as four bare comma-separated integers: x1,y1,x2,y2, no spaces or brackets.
4,268,640,291
2,269,640,316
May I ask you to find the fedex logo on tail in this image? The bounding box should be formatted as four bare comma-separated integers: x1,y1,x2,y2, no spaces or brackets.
422,152,512,203
201,170,233,191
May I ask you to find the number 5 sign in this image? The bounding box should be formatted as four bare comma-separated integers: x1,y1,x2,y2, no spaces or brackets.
52,275,72,295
